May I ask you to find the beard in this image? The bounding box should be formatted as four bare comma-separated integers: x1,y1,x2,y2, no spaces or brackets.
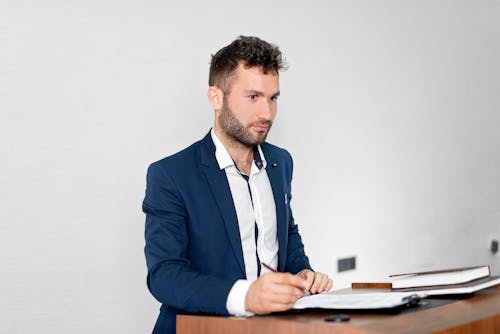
219,100,272,147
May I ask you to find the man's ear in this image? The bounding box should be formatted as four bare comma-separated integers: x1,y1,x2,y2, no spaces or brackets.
207,86,223,110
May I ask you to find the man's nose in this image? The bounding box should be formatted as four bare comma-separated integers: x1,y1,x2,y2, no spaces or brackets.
258,100,275,119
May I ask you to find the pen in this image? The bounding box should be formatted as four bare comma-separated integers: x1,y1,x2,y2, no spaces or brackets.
261,262,277,273
261,262,311,296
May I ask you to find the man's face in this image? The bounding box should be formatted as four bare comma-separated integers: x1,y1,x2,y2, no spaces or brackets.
218,64,280,147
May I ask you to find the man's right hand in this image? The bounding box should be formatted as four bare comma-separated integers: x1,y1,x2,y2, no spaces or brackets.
244,272,308,314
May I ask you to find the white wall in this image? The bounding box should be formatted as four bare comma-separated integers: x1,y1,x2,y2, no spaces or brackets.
1,1,499,333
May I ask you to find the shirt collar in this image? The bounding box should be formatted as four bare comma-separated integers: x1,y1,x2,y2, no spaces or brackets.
210,128,267,171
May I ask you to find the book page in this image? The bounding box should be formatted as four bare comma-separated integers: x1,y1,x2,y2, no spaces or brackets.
293,291,423,310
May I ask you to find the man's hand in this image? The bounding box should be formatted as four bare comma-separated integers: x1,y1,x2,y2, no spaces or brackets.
244,272,308,314
297,269,333,294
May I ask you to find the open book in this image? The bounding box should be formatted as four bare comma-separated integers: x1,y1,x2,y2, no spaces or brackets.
293,291,422,310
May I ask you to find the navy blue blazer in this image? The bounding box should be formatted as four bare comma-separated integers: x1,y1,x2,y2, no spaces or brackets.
143,132,311,334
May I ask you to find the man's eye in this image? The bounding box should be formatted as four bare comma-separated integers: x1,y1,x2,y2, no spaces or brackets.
270,96,279,102
248,95,257,100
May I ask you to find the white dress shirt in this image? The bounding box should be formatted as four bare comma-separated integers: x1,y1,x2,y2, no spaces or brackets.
210,129,278,316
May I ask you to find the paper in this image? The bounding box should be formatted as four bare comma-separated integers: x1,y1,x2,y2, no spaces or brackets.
395,276,500,295
293,291,424,310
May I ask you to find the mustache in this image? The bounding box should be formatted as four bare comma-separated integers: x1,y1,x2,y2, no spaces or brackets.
250,120,273,127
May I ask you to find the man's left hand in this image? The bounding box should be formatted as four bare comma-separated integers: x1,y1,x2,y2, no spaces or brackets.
297,269,333,294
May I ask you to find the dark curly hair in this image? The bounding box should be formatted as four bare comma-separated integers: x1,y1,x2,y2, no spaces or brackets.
209,36,287,93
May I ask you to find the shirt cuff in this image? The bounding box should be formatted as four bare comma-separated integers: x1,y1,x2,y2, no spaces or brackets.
226,279,255,317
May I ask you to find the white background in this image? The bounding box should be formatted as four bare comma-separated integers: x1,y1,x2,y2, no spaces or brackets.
1,1,499,333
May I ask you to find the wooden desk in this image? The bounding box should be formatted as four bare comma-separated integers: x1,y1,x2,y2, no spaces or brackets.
177,286,500,334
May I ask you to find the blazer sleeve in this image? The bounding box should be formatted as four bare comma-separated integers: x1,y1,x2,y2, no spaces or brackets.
143,162,234,315
283,151,313,274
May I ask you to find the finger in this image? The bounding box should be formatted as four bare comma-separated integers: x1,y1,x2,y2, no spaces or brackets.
296,269,307,280
310,273,327,294
268,291,302,305
325,278,333,292
318,274,329,293
296,270,314,290
259,274,306,297
268,284,305,299
271,273,308,290
303,270,315,291
317,274,331,293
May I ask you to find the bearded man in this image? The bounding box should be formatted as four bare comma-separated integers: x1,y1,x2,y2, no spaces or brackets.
143,36,332,334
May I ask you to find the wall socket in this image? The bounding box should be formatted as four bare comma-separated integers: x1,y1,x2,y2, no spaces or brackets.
490,239,498,255
338,256,356,272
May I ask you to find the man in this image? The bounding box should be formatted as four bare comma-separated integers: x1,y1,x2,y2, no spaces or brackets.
143,36,332,334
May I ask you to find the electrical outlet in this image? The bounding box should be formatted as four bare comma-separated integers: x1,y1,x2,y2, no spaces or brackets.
490,238,498,255
338,256,356,272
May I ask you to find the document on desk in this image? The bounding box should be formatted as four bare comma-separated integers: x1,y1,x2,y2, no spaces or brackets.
293,291,424,310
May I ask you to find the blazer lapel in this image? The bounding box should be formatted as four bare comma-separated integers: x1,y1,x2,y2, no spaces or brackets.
199,133,246,277
263,148,289,272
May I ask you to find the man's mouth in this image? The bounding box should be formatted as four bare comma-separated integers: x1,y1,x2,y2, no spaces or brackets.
251,122,271,132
